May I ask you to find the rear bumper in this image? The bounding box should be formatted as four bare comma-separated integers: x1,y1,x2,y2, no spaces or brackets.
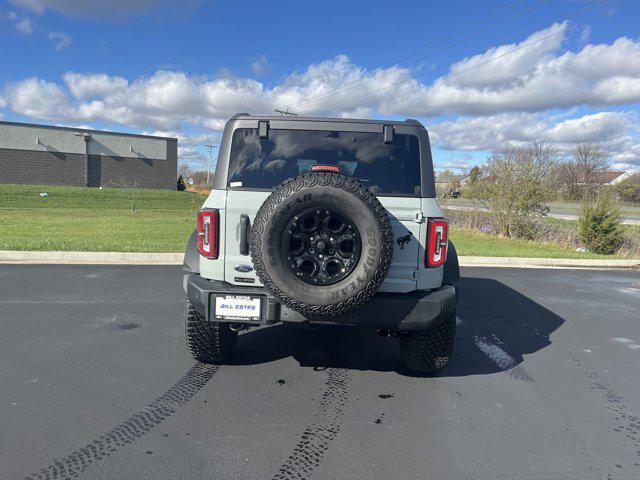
184,273,456,331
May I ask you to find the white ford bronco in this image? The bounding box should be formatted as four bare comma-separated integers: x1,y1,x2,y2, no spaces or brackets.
183,114,459,373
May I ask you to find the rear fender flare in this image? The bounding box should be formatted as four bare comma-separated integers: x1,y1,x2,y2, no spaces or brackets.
183,230,199,274
442,240,459,286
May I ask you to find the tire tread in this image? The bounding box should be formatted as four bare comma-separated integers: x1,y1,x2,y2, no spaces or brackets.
184,301,237,363
250,172,394,316
400,314,456,374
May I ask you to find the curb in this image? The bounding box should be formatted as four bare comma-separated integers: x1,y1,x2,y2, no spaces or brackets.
0,250,183,265
0,250,638,269
458,256,639,269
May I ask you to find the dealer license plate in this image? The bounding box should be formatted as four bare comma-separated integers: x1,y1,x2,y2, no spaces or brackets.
214,295,261,321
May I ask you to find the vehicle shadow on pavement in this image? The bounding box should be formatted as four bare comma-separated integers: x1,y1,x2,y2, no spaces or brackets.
230,276,565,377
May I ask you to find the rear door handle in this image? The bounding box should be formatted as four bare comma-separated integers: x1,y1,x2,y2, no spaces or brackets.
240,214,250,255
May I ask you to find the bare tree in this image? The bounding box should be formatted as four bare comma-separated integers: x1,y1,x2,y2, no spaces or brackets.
466,142,557,237
106,177,142,212
558,143,609,200
435,169,461,200
178,162,193,178
436,169,457,183
189,170,210,186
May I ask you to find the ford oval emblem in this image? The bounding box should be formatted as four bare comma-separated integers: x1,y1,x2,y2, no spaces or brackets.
234,264,254,273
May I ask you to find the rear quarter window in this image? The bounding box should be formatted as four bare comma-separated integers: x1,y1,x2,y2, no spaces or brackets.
227,128,421,196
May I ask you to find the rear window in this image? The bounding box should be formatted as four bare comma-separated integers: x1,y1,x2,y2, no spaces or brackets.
227,128,421,196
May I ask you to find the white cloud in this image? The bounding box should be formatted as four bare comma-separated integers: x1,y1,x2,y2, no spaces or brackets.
10,0,202,17
250,55,270,76
144,129,216,146
53,122,93,130
275,54,412,116
262,24,640,117
544,112,632,144
6,24,640,127
143,129,218,166
429,111,640,170
2,23,640,170
390,27,640,116
178,146,205,162
202,117,227,131
580,25,592,45
63,72,128,99
15,15,33,34
47,31,72,51
4,77,71,120
429,111,637,151
6,10,34,35
433,154,474,173
446,22,568,90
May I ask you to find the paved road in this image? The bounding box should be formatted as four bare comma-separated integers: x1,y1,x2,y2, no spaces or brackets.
445,199,640,224
1,265,639,480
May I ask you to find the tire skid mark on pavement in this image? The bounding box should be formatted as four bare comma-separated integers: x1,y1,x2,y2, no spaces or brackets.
24,363,218,480
476,340,613,477
567,350,640,472
473,334,535,382
271,368,351,480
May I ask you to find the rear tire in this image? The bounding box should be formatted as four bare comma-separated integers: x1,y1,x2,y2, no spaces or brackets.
400,313,456,374
184,301,237,363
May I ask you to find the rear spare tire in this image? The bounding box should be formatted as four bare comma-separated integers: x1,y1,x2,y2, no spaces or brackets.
250,172,393,316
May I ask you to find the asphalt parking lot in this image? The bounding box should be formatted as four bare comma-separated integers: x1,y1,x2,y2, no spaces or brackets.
1,265,639,480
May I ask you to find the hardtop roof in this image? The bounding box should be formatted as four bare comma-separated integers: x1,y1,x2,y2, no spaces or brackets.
230,113,425,128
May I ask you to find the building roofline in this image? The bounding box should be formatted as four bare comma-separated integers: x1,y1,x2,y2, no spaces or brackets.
0,120,178,141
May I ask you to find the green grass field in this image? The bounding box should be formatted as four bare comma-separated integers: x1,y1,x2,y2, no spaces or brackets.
449,228,623,259
0,184,205,252
0,184,634,258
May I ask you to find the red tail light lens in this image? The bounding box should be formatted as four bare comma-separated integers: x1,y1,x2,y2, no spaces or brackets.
426,219,448,267
197,209,219,258
311,164,340,173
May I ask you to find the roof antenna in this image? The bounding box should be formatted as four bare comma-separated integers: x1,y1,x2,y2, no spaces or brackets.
274,108,298,117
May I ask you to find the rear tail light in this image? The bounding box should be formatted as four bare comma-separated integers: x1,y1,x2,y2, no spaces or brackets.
426,218,448,267
197,209,219,258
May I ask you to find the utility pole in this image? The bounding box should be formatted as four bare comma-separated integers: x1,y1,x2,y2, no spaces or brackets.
274,108,298,117
204,144,218,186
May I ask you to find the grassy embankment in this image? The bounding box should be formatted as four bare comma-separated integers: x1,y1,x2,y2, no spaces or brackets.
0,184,205,252
0,184,634,258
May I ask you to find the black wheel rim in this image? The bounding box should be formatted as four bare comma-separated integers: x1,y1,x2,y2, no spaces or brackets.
282,208,362,286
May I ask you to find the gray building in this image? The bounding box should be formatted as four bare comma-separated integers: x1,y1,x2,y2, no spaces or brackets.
0,121,178,189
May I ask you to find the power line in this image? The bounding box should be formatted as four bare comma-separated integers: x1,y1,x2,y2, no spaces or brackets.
285,0,550,111
325,29,565,111
317,0,609,112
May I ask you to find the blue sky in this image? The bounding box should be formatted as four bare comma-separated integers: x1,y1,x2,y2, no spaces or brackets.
1,0,639,172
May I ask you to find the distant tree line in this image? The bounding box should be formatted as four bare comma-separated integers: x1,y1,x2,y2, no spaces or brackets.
436,142,638,203
178,163,213,188
438,142,639,255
